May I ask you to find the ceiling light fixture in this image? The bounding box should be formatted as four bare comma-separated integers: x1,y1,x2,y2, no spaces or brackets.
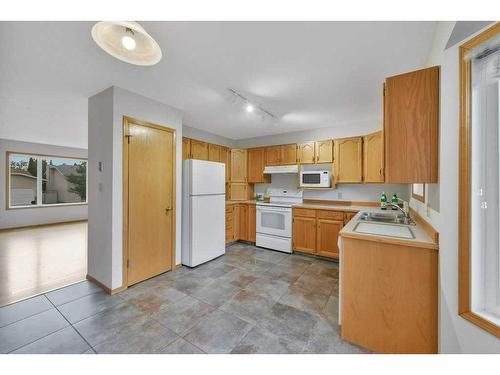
121,28,136,50
228,88,278,125
91,21,162,66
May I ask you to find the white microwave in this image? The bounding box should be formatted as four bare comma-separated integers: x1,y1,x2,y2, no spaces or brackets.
300,170,331,188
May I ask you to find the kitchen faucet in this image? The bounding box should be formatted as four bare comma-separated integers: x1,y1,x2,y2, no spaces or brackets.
391,198,414,224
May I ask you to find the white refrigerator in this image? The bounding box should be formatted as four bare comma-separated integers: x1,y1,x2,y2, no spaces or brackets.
182,159,225,267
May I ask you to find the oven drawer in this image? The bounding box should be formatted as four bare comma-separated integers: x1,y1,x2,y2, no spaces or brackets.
317,210,344,220
292,208,317,218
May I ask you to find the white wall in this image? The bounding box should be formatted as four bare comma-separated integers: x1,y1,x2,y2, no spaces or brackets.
88,86,183,290
254,173,410,202
410,21,500,353
183,125,236,148
0,138,88,229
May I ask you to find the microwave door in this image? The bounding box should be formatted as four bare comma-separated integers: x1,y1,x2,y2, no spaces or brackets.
302,173,321,186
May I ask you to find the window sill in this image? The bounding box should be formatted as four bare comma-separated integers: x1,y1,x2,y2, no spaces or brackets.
7,202,88,210
460,311,500,338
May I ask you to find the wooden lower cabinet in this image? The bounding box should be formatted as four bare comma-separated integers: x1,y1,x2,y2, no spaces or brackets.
316,219,343,258
248,204,256,242
341,237,438,353
292,216,317,254
292,208,358,259
225,203,256,244
225,205,234,243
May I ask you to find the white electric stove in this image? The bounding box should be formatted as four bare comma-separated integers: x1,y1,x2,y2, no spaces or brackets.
256,189,303,253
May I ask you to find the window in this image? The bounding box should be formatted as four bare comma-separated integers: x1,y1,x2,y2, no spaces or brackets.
459,23,500,337
7,152,87,208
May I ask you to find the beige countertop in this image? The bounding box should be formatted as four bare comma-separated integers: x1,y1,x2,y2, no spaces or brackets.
339,207,438,250
291,203,370,212
225,200,258,205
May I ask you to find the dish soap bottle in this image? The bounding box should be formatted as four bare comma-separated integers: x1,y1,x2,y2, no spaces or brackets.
380,192,388,210
391,193,398,210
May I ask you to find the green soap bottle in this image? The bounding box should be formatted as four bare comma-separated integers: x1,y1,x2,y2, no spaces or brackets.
391,193,398,210
380,192,387,210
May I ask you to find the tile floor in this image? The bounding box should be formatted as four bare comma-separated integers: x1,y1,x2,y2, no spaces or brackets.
0,243,368,354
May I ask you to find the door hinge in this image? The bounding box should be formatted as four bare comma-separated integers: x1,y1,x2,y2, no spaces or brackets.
127,259,130,268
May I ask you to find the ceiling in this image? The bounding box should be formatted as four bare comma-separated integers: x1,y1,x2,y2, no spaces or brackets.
0,21,437,147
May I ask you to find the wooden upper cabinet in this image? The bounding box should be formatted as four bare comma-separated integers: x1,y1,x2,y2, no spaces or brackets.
208,143,221,162
281,144,297,165
229,183,248,201
230,149,247,183
334,137,363,183
190,139,209,160
265,146,282,166
220,147,230,182
384,66,439,183
316,140,333,163
363,131,384,183
182,137,191,160
265,144,297,165
247,147,271,183
316,218,343,259
297,142,315,164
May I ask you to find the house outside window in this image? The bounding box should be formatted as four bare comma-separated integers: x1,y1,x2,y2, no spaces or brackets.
7,152,88,208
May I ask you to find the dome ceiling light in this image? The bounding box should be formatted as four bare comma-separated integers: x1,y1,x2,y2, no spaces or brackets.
91,21,162,66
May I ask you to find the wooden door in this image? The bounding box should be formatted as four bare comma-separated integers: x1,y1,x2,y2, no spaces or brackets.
292,216,316,254
265,146,281,166
247,148,270,183
334,137,363,183
231,149,247,183
363,131,384,183
297,142,316,164
225,205,234,243
316,140,333,163
384,66,439,183
247,204,256,242
190,140,209,160
229,183,248,201
208,143,221,162
124,118,175,286
182,137,191,160
281,144,297,165
316,218,343,259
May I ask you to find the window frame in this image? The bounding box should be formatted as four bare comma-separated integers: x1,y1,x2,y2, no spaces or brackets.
6,151,88,210
458,22,500,338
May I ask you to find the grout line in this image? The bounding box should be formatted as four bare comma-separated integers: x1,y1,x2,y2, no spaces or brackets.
44,293,95,353
6,325,70,354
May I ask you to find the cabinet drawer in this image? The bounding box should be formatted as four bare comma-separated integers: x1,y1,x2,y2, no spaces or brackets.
293,208,317,218
317,210,344,220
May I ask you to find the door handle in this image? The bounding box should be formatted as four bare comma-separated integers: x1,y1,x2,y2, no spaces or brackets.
165,207,172,214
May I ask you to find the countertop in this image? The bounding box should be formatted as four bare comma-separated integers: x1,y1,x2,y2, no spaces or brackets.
225,200,258,205
291,203,370,212
339,207,438,250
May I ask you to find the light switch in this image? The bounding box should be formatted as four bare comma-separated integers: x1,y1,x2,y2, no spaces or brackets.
98,161,103,172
